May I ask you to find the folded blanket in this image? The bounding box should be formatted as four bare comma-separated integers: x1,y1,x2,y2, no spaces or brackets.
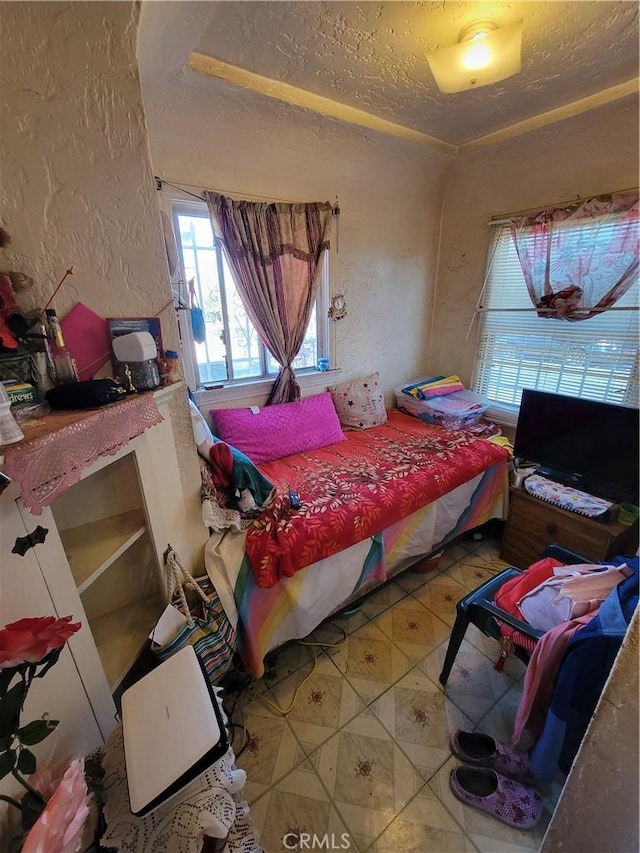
403,374,465,400
401,375,444,395
202,440,275,529
228,445,275,509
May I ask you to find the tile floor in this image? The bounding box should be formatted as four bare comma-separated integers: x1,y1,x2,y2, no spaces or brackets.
226,534,565,853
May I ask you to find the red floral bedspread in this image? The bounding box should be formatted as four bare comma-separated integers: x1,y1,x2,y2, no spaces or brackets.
246,410,508,588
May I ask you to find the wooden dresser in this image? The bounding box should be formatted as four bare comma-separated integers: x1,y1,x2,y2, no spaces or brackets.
500,486,639,568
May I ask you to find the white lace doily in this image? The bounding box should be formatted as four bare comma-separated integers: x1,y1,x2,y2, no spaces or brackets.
99,725,262,853
202,498,249,533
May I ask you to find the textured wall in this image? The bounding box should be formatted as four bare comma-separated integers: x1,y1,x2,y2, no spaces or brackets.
541,610,639,853
0,1,204,568
430,95,640,384
138,7,453,407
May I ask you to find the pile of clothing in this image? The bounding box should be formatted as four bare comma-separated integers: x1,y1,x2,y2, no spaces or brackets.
447,555,638,830
497,555,639,780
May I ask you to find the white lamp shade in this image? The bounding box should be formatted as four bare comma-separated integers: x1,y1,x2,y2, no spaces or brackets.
426,20,523,94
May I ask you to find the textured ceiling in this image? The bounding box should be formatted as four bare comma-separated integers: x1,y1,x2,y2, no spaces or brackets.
139,1,639,148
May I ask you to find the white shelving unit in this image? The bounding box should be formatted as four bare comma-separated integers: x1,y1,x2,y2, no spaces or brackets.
51,453,165,693
62,509,147,594
0,386,200,753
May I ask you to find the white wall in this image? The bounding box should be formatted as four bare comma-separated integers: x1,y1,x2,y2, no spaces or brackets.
0,1,204,570
541,610,639,853
138,4,453,409
430,95,639,385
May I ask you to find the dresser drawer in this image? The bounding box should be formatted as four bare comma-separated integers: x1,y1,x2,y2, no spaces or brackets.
500,488,636,568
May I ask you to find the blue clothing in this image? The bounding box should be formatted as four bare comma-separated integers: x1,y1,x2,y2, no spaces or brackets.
531,555,638,782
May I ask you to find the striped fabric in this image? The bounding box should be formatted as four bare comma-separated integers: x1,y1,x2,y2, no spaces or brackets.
153,580,237,684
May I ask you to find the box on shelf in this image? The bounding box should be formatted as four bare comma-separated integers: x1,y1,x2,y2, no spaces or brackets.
5,382,37,406
395,383,489,430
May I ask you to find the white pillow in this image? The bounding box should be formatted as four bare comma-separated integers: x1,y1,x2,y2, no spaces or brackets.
188,399,215,460
328,372,387,430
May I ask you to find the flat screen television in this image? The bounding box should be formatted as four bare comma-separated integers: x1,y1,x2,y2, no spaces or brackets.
514,389,639,505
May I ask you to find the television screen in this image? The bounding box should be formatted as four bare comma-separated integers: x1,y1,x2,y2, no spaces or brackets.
514,390,639,504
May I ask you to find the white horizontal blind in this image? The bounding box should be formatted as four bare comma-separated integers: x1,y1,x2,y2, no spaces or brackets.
473,224,639,412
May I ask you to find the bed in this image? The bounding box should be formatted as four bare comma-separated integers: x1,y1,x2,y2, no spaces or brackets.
201,402,509,679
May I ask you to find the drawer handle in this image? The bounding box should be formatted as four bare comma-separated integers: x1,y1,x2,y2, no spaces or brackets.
546,522,559,536
12,526,49,556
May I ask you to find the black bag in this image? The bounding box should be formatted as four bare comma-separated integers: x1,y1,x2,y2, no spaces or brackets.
46,379,129,410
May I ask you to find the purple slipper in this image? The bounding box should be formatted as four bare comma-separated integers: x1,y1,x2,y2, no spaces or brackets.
449,766,543,829
449,729,536,785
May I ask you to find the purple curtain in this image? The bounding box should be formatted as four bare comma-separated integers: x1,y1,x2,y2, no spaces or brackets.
510,191,639,321
205,193,332,404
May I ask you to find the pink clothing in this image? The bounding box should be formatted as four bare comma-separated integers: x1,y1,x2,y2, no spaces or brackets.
513,612,596,746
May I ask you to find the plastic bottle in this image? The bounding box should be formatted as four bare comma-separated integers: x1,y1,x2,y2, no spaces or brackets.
32,351,55,400
0,383,24,445
158,350,180,386
45,309,78,384
32,323,57,392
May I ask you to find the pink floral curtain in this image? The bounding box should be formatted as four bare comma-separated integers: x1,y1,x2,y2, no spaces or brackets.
205,193,332,404
510,191,639,321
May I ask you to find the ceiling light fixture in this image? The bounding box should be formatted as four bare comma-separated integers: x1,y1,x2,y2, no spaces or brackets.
426,19,523,94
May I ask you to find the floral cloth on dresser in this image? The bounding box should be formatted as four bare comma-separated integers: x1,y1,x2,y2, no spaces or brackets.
523,474,613,517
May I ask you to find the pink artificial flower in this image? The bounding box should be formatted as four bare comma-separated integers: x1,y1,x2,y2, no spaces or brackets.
28,760,69,801
22,758,92,853
0,616,81,669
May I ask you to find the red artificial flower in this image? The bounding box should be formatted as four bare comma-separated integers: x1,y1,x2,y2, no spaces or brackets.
0,616,81,669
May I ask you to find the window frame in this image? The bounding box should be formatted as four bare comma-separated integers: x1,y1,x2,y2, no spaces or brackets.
170,197,332,392
472,221,639,427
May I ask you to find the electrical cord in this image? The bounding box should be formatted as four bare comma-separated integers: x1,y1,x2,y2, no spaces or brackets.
231,700,250,760
255,623,347,717
226,621,350,759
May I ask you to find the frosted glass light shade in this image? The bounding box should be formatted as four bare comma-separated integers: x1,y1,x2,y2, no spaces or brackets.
426,20,523,93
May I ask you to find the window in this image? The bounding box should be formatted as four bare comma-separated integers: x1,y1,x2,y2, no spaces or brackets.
473,223,639,420
172,200,329,387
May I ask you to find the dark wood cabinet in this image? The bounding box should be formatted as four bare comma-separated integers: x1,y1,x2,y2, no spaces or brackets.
500,487,639,568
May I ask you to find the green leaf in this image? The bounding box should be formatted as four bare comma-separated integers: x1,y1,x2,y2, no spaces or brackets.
20,789,46,833
0,734,14,751
85,756,107,805
17,748,36,775
9,833,26,853
17,719,58,746
0,667,18,693
0,748,17,779
34,648,62,679
0,682,26,737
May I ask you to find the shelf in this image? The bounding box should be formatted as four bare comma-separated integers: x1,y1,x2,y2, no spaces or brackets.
89,596,162,691
59,509,147,592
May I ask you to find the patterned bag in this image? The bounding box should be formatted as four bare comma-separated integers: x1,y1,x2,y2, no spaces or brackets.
0,350,33,384
151,547,236,684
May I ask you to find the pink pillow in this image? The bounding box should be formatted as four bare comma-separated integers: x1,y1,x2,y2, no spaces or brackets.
211,393,346,463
